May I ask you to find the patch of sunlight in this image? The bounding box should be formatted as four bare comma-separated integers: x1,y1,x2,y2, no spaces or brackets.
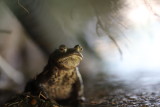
94,1,160,85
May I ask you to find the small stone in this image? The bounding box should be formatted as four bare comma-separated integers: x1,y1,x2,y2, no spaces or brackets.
30,98,37,105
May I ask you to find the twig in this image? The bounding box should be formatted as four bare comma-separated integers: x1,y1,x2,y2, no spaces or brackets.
6,102,19,106
17,0,30,14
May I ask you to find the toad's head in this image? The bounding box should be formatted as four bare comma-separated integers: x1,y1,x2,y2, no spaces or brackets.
50,45,83,69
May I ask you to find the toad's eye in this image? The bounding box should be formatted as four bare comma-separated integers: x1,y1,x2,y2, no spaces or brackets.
59,45,67,53
74,45,83,52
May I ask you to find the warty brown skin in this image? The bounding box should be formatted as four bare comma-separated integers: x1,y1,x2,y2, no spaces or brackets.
25,45,85,104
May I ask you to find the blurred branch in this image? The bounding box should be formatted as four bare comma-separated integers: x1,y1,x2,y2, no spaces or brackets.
96,17,123,56
144,0,160,18
0,29,11,34
90,1,123,57
0,56,24,85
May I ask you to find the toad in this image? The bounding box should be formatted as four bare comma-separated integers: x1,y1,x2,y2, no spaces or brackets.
25,45,85,104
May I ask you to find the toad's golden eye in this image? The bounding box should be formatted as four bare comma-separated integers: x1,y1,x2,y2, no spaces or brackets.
59,45,67,53
74,45,83,52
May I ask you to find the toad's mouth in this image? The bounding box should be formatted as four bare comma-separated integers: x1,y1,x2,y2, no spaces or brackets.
57,54,83,68
58,53,83,63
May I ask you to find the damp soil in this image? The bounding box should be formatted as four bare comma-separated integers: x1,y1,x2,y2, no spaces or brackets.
80,73,160,107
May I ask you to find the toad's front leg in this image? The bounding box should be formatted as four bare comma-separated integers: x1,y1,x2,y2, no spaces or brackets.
74,70,85,102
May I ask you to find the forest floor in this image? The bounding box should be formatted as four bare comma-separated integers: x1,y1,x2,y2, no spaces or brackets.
1,72,160,107
81,72,160,107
